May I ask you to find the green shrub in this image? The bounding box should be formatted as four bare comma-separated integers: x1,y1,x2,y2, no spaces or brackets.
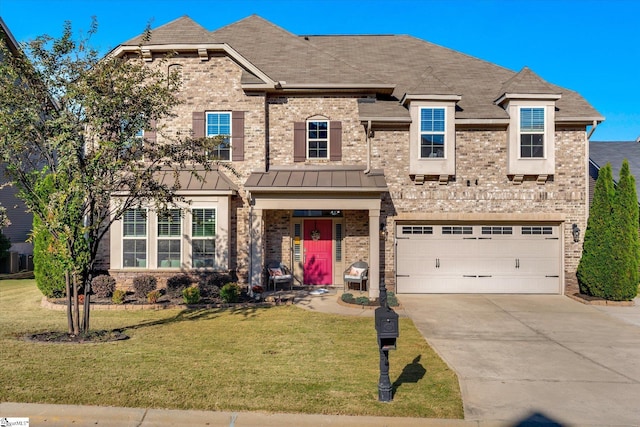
199,273,232,298
147,289,162,304
355,296,370,306
577,164,615,298
166,274,192,298
32,216,66,298
112,289,126,304
578,161,639,300
133,275,157,298
220,282,241,303
387,291,399,307
182,286,201,304
91,275,115,298
341,293,355,303
609,160,639,300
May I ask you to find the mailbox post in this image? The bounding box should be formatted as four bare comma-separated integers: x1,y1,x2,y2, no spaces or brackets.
375,280,398,402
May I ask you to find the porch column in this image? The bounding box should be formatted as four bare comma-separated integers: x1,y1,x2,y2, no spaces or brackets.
369,209,380,299
249,208,263,288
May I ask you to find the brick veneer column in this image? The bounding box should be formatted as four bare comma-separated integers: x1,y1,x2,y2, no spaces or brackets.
249,208,263,288
369,209,380,299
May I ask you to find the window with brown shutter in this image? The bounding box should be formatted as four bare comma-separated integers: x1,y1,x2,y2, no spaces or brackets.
293,122,306,162
231,111,244,161
192,111,205,139
329,121,342,161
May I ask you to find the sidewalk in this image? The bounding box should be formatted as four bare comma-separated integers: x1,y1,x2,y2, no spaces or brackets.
0,402,521,427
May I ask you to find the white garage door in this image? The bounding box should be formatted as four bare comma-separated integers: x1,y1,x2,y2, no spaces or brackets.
396,224,561,294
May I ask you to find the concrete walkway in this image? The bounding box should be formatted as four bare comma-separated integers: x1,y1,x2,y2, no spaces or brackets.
2,290,639,426
401,295,640,426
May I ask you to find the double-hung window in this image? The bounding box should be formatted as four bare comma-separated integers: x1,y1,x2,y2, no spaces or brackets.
519,107,545,158
122,209,147,268
192,208,216,268
157,209,181,268
206,112,231,160
307,120,328,159
419,108,445,158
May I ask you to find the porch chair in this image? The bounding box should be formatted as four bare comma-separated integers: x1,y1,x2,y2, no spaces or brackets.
343,261,368,292
266,261,294,291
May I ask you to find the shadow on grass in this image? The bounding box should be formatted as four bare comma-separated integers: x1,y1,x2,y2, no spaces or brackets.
116,304,276,333
392,355,426,393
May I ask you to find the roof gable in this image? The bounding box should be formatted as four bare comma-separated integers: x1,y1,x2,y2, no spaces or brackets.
122,16,211,46
209,15,386,86
498,66,559,97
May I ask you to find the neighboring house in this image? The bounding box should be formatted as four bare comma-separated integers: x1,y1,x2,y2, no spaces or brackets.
0,17,34,271
105,15,603,297
589,138,640,205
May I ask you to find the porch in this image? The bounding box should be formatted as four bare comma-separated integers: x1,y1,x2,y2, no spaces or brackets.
244,166,388,298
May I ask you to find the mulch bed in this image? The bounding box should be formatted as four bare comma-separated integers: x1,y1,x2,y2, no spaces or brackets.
24,330,129,344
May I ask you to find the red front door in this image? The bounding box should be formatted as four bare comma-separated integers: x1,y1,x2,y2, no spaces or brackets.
303,220,333,285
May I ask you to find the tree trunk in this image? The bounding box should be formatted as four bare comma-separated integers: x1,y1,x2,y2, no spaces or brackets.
82,275,90,333
72,273,80,335
65,270,73,334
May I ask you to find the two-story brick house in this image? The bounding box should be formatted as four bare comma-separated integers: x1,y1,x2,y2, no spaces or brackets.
105,15,603,297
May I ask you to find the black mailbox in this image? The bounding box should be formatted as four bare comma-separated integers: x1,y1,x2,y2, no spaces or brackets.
375,306,399,350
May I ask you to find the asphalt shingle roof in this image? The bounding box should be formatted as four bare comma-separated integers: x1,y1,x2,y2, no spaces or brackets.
590,141,640,200
118,15,603,123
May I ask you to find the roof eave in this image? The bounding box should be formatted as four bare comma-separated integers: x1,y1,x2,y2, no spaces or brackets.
401,93,462,105
110,43,276,86
495,92,562,105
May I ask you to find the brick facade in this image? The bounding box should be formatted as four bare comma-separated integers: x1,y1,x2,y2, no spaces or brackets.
105,18,596,295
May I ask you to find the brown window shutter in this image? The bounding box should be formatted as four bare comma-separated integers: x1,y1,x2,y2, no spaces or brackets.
192,111,205,138
231,111,245,161
293,122,306,162
145,119,157,143
329,121,342,161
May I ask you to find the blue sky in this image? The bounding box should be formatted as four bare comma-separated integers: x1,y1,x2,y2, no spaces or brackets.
1,0,638,141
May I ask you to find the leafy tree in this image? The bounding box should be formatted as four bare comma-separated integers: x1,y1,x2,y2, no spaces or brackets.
577,163,615,297
0,20,216,335
0,206,11,261
609,160,639,299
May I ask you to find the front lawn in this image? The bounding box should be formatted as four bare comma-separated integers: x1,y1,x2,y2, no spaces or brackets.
0,279,463,418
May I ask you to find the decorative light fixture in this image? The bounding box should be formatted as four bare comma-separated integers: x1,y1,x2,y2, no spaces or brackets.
380,222,387,239
572,223,580,243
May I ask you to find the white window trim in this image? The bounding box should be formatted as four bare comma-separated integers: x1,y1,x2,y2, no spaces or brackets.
306,119,330,160
418,107,447,160
157,209,183,269
205,111,232,161
505,99,556,176
408,101,456,176
122,208,148,269
518,106,546,160
191,207,217,269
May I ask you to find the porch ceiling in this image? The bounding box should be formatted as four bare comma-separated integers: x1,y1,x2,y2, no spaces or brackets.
245,166,388,194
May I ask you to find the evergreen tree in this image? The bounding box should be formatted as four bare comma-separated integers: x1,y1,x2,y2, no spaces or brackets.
577,163,615,297
609,160,639,300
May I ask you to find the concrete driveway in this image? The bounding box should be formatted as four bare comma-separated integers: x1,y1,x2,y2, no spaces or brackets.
400,295,640,426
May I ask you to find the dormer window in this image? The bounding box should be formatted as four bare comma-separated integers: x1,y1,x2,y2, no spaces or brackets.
420,107,446,158
519,107,545,158
407,98,458,179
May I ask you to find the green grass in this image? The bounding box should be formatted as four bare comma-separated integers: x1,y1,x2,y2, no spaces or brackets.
0,279,463,418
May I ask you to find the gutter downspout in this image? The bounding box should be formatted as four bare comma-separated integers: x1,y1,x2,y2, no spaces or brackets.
364,120,372,174
587,120,599,140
